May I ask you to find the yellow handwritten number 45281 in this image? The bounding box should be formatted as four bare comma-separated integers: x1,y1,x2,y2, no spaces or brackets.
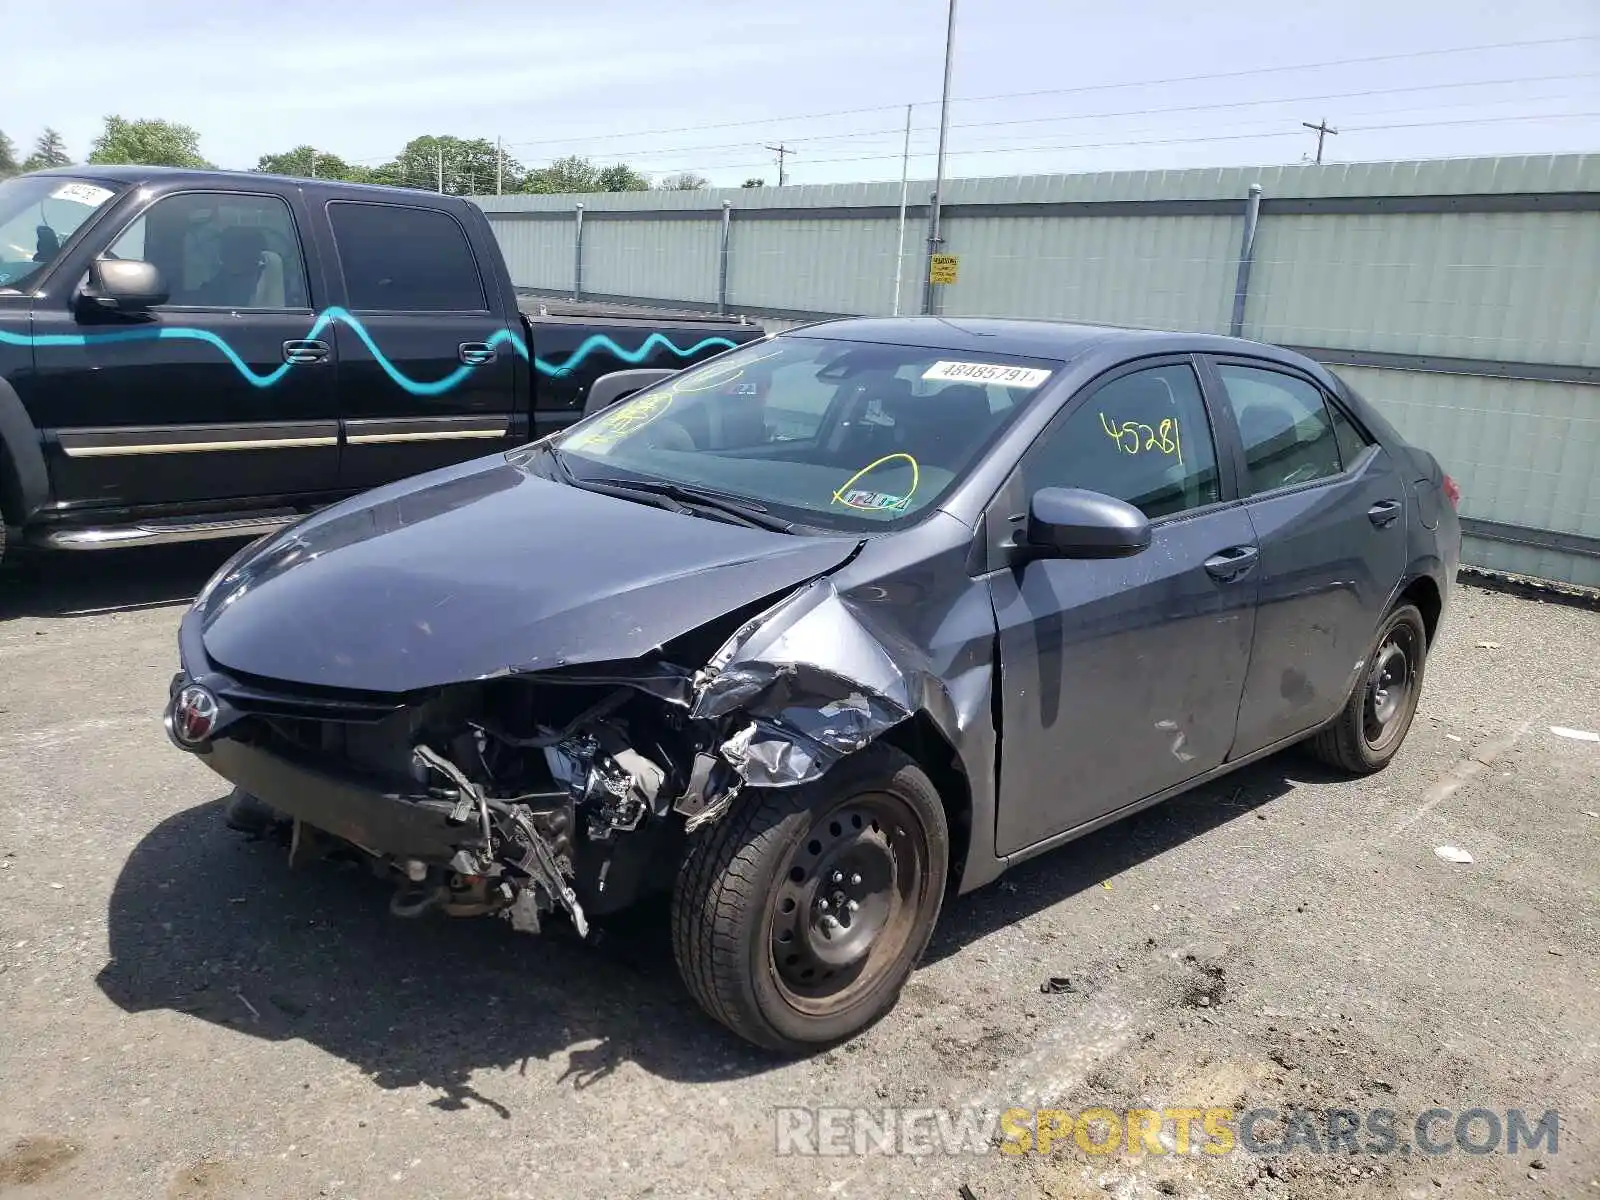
1099,412,1183,467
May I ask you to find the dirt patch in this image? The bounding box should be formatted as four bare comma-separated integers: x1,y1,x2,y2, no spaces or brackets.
167,1158,249,1200
0,1135,80,1191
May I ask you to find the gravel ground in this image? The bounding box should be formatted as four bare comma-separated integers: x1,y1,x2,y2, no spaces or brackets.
0,547,1596,1200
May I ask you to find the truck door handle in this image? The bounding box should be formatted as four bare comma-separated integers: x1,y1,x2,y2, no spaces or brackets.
283,339,329,364
459,342,497,365
1367,499,1403,527
1204,545,1259,582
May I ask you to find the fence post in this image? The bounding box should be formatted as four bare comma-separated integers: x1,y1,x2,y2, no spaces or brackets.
573,203,585,302
920,191,941,316
718,200,733,315
1230,183,1262,337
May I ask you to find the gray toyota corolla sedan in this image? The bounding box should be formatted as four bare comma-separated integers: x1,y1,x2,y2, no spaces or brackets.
165,317,1461,1053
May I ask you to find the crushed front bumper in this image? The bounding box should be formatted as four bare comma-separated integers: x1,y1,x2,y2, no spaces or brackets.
203,736,484,861
167,608,481,863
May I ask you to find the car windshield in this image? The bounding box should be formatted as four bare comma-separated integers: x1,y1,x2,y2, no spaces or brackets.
528,333,1062,532
0,175,121,292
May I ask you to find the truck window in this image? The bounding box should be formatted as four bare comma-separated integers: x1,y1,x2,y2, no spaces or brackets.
0,176,121,291
326,201,487,313
104,192,310,309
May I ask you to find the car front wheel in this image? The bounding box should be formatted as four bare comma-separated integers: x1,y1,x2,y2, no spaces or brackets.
671,744,949,1054
1310,602,1428,773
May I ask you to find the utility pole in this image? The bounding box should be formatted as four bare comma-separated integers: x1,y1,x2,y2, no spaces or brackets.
436,146,445,194
308,150,317,178
921,0,958,315
496,137,504,195
1302,118,1338,164
763,143,791,187
892,104,913,316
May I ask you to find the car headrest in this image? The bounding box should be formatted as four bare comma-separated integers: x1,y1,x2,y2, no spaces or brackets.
1237,402,1295,450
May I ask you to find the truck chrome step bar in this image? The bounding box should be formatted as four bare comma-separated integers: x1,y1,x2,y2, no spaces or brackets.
36,512,297,551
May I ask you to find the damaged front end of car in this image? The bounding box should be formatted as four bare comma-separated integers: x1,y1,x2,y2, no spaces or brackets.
166,575,916,940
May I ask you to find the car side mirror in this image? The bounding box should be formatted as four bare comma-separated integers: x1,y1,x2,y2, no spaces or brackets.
79,259,168,316
1022,487,1152,559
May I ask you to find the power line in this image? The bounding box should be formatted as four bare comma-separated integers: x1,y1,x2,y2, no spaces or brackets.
510,88,1593,171
566,110,1598,178
503,74,1594,166
496,35,1596,152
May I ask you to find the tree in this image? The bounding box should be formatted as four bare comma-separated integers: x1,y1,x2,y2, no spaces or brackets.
659,172,709,191
595,163,651,192
88,116,211,168
373,135,519,195
522,154,598,194
22,128,72,172
0,130,18,179
256,145,370,183
741,177,765,188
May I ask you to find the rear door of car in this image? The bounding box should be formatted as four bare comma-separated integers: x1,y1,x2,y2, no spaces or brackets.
322,197,518,492
988,355,1260,856
1198,355,1409,758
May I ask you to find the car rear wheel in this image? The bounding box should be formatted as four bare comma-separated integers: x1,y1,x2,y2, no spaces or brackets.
1309,603,1428,773
671,743,949,1054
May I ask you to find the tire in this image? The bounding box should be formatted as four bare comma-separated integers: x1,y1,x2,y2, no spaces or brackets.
671,743,949,1054
1309,603,1428,774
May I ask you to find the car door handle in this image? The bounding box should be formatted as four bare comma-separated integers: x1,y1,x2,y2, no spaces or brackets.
282,339,329,364
459,342,497,365
1204,545,1259,582
1367,499,1403,527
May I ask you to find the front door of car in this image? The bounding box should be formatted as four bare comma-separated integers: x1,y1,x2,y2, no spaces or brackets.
1202,358,1410,757
988,358,1260,857
32,187,339,508
324,200,519,493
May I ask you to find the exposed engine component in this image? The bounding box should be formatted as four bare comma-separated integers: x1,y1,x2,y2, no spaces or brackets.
412,742,590,938
544,731,667,841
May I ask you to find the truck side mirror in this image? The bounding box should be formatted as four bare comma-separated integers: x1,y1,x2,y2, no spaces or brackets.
79,259,169,316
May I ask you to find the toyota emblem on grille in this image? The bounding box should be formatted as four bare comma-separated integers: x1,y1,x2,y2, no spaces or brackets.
170,684,219,746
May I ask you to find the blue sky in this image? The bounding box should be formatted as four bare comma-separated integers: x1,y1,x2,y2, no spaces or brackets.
2,0,1595,188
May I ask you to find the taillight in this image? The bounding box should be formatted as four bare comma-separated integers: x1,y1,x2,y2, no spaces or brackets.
1442,473,1461,509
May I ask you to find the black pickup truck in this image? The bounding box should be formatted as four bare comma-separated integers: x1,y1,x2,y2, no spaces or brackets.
0,166,762,564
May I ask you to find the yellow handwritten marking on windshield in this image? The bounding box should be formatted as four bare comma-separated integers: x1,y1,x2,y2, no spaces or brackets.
667,346,785,395
1099,412,1183,467
565,389,674,453
832,452,921,510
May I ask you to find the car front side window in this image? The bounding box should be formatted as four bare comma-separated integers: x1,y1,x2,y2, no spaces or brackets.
1021,362,1222,520
104,192,310,310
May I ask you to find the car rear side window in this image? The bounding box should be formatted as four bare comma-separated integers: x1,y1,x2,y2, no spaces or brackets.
1215,364,1344,495
327,201,486,312
1022,363,1221,520
1328,399,1373,467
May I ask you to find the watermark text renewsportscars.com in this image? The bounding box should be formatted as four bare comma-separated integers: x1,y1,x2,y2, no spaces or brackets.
773,1105,1560,1158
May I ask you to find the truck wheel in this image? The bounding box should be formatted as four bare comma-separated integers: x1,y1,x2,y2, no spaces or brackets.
1309,603,1428,774
671,743,949,1054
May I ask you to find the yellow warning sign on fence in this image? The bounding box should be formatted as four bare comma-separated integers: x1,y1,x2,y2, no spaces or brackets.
929,254,959,285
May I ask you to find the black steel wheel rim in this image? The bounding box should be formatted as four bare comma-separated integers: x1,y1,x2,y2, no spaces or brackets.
768,792,929,1014
1363,623,1417,750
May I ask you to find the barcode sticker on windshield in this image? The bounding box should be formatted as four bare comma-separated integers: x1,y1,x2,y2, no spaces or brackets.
49,182,114,206
922,361,1052,388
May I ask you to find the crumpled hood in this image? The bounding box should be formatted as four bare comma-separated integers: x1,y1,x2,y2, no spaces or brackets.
196,455,859,693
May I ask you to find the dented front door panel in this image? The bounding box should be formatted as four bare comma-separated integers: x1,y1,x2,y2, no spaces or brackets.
989,507,1259,857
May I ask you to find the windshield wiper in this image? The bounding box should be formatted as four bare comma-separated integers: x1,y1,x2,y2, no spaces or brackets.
583,475,797,533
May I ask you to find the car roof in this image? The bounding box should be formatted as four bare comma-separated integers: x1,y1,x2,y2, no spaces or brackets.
783,315,1323,373
23,164,450,203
